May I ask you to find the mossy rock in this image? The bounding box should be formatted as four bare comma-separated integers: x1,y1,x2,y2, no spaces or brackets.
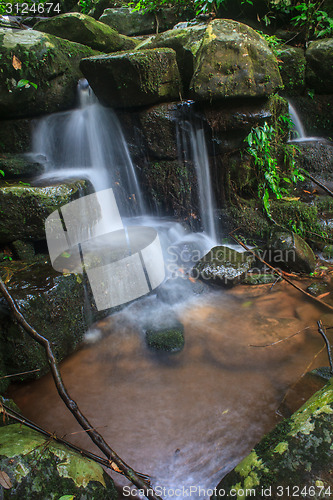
0,118,32,154
212,378,333,499
0,28,98,119
276,45,306,95
307,281,330,297
146,324,185,352
190,20,282,101
0,260,86,385
306,38,333,94
243,273,280,285
0,424,118,499
269,230,316,274
0,180,88,244
193,245,255,286
0,153,44,178
34,12,137,52
80,48,182,108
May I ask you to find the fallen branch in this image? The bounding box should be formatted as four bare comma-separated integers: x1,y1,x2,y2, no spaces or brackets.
0,277,161,500
0,401,150,482
317,320,333,374
229,232,333,313
301,170,333,198
249,326,310,348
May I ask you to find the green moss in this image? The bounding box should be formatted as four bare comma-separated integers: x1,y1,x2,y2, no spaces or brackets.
146,326,185,352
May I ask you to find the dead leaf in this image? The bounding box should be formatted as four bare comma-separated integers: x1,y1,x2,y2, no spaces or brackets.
110,462,122,473
12,55,21,70
0,470,12,489
317,292,330,300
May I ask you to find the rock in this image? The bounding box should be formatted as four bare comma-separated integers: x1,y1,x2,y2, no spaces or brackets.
0,260,86,382
145,323,185,352
192,245,255,286
307,281,330,297
0,153,44,178
99,7,184,36
136,24,207,92
295,141,333,181
306,38,333,94
288,95,333,138
276,45,306,94
138,102,179,159
99,7,155,36
11,240,35,261
0,180,88,244
80,48,182,108
190,19,282,100
269,230,316,274
34,12,137,52
323,245,333,259
243,273,280,285
0,28,97,119
0,424,118,499
0,118,32,153
212,379,333,499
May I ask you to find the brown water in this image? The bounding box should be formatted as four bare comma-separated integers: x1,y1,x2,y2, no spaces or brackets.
10,281,330,498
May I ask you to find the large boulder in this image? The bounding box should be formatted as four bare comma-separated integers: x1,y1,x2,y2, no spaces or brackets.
0,260,87,383
0,180,88,243
0,424,118,499
212,378,333,499
306,38,333,94
34,12,137,52
276,45,306,95
193,245,255,286
0,153,44,178
190,20,283,100
0,118,33,154
0,28,97,119
269,230,316,274
80,48,182,108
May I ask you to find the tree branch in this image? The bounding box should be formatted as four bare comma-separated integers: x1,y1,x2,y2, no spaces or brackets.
0,277,162,500
317,320,333,374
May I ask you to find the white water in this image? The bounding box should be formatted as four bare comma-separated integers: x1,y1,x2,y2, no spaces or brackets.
288,101,320,143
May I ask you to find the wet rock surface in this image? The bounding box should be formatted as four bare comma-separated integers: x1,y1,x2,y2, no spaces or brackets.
269,230,316,274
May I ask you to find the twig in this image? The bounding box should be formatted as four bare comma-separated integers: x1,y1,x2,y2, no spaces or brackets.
229,232,333,313
0,368,40,379
317,320,333,374
0,277,161,500
249,326,310,348
0,402,151,482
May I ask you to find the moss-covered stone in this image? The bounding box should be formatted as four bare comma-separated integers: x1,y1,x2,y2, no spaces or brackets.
146,324,185,352
190,20,283,101
0,118,32,154
193,245,255,286
212,379,333,499
0,180,88,244
80,48,182,108
0,260,86,385
276,45,306,95
306,38,333,94
0,153,43,178
243,273,280,285
0,28,98,119
34,12,137,52
269,230,316,274
0,424,118,499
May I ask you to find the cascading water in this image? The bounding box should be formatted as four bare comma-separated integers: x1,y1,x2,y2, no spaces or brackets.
31,79,145,215
288,100,320,143
177,103,217,242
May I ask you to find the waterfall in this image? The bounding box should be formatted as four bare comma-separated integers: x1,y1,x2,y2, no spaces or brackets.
31,79,145,215
288,100,320,143
177,104,217,242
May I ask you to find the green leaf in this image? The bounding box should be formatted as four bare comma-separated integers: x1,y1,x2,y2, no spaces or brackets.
0,170,4,177
58,496,75,500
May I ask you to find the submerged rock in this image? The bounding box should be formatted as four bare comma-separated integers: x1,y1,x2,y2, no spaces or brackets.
0,180,88,244
34,12,137,52
0,153,44,178
0,424,118,499
145,323,185,352
269,230,316,274
190,20,282,100
193,245,255,286
0,260,86,384
306,38,333,93
80,48,182,108
212,378,333,499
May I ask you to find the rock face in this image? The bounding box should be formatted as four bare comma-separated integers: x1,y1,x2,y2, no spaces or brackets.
0,180,88,243
80,48,182,108
0,153,44,178
190,20,282,100
306,38,333,93
0,28,97,119
0,260,86,383
276,45,306,94
193,245,255,286
269,230,316,274
0,424,118,499
34,12,137,52
212,378,333,499
0,118,32,153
